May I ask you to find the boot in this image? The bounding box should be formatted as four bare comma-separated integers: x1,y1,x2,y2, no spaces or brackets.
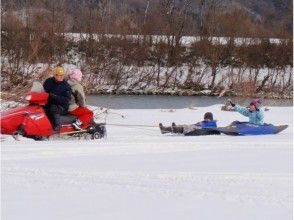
171,122,184,134
72,119,83,130
52,114,61,132
53,125,61,132
159,123,172,134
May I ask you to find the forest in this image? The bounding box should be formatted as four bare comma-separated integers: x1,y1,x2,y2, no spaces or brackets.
1,0,293,99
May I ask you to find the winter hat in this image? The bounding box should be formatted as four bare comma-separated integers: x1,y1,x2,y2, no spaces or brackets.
249,99,261,109
53,67,65,76
69,69,83,82
204,112,213,121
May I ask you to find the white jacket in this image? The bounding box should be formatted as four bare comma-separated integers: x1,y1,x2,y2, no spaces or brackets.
67,79,86,111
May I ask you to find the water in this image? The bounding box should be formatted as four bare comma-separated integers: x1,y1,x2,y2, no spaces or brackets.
87,95,293,109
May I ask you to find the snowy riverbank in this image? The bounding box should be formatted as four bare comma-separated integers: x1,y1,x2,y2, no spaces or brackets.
1,105,293,220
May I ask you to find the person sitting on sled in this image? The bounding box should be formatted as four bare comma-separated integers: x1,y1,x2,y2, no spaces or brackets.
67,68,94,130
159,112,217,135
43,66,72,132
227,99,264,125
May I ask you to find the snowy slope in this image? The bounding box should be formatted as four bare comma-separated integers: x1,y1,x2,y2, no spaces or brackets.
1,105,293,220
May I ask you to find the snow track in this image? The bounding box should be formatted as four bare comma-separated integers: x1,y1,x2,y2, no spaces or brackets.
2,105,293,220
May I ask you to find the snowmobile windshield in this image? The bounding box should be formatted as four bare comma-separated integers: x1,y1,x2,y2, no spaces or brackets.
30,81,45,93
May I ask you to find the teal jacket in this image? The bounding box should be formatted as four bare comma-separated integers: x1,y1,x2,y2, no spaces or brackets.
235,105,264,125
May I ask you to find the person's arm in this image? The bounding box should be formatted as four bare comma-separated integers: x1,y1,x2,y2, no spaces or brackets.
255,109,264,124
43,78,51,93
49,86,71,106
227,99,250,117
234,105,250,117
54,90,71,105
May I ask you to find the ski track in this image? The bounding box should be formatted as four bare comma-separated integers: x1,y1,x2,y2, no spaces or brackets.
3,167,292,208
1,139,292,160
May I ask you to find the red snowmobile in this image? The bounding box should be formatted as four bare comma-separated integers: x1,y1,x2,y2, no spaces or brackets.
1,83,106,140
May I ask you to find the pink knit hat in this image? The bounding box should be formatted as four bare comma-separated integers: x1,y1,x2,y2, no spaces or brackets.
249,99,261,109
69,69,83,82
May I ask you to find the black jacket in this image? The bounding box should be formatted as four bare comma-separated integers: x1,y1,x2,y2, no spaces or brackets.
43,77,72,111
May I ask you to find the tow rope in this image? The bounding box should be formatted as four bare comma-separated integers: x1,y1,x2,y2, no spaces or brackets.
105,123,158,128
92,108,159,128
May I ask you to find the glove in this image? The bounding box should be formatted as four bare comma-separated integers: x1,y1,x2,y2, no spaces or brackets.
227,99,235,107
49,93,57,100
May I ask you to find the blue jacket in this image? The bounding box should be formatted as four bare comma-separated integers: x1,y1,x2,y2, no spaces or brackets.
195,120,217,128
235,105,264,125
43,77,72,111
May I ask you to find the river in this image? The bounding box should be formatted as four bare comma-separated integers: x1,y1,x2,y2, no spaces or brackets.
87,95,293,109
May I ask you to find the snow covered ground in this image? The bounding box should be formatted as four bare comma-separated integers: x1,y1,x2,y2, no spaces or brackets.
64,33,283,46
1,105,293,220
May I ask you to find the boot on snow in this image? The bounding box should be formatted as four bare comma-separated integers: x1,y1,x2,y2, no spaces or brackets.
159,123,172,134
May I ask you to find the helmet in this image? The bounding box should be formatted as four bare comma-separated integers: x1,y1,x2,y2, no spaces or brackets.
204,112,213,121
53,67,65,76
69,69,83,82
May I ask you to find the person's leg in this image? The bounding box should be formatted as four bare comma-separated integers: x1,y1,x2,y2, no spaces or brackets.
47,105,64,131
182,124,199,134
159,123,172,134
171,122,184,134
77,107,93,126
69,107,94,127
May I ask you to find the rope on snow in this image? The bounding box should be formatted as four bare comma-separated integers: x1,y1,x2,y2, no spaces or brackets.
91,107,163,129
105,123,158,128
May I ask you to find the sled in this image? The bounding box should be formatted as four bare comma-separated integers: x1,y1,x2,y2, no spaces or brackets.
159,122,221,136
184,128,221,136
213,121,288,136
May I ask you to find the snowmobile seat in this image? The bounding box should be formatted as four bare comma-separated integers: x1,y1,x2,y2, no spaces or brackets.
60,114,78,124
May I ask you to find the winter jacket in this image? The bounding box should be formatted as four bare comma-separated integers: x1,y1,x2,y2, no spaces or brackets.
195,120,217,128
235,105,264,125
67,79,86,112
43,77,71,111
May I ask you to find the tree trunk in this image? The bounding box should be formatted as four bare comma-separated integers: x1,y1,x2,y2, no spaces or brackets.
209,65,217,89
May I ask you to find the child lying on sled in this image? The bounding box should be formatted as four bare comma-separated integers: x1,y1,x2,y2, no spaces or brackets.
159,112,218,135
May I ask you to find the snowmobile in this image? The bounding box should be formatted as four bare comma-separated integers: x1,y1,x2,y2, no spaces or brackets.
0,82,106,140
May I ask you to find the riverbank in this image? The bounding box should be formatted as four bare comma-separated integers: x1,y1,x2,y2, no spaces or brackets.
86,88,293,100
86,95,293,110
1,90,292,111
